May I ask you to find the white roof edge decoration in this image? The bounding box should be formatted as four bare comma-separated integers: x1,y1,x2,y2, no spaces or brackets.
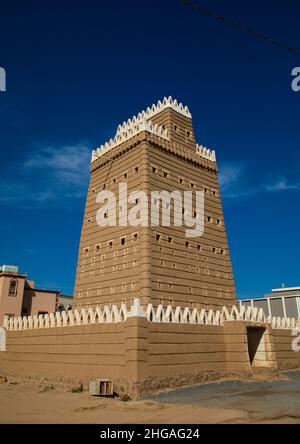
91,97,216,164
116,96,192,137
196,144,216,162
91,119,170,162
272,287,300,292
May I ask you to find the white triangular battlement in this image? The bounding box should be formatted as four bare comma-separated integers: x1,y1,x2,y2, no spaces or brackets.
91,119,169,162
3,298,297,331
196,144,216,162
91,96,195,163
115,96,191,137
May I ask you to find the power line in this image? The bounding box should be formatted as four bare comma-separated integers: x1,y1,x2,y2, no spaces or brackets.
181,0,300,56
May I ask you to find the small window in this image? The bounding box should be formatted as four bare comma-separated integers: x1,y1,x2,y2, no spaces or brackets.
174,125,177,131
95,244,100,253
152,166,157,174
220,249,226,255
132,233,138,241
178,177,183,184
104,212,108,219
84,247,89,254
197,244,201,251
113,178,117,184
87,218,91,224
207,216,212,223
212,247,216,254
185,241,190,248
190,182,195,189
8,279,18,296
135,166,139,173
108,240,113,249
212,190,216,197
120,237,126,246
168,236,173,244
163,171,169,179
156,234,161,241
124,172,128,179
186,130,191,138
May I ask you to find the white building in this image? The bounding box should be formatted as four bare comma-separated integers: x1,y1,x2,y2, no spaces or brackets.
239,286,300,318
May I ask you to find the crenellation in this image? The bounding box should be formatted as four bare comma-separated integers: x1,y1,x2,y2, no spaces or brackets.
91,97,216,164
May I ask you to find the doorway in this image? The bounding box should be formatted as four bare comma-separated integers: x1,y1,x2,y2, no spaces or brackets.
246,326,267,366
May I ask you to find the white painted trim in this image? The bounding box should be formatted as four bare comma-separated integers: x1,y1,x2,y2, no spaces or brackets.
272,287,300,292
0,327,6,351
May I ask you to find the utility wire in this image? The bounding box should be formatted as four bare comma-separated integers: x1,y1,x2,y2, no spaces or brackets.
181,0,300,56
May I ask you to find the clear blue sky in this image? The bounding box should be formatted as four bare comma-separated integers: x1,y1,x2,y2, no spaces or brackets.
0,0,299,298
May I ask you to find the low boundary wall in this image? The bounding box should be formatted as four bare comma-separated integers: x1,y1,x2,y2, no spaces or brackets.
0,299,299,398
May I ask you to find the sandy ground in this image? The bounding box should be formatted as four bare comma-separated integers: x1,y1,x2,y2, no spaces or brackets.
0,371,300,424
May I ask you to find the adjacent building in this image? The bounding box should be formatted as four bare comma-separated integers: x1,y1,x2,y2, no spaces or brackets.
239,286,300,319
0,265,72,325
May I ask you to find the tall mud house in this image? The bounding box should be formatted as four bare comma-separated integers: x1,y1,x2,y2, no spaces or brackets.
1,98,299,398
74,97,236,309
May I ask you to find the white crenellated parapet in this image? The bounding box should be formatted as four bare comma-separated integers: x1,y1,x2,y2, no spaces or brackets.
3,302,129,331
115,96,191,137
3,299,297,331
196,144,216,163
90,97,218,164
145,302,295,329
91,119,170,162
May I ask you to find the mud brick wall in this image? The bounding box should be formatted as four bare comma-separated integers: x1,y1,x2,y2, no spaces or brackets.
272,328,300,370
0,319,140,396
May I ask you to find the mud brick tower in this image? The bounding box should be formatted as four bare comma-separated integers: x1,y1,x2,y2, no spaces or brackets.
74,97,236,309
